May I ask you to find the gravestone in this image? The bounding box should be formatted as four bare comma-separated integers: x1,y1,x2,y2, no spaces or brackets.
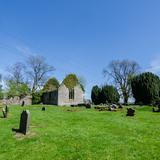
21,101,25,107
153,107,160,112
19,110,30,135
118,103,123,109
126,108,135,116
42,107,46,111
85,104,91,109
111,104,118,109
2,108,7,118
5,105,9,113
109,106,117,111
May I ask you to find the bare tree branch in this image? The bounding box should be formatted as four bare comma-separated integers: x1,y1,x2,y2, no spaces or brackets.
26,55,55,93
103,59,139,104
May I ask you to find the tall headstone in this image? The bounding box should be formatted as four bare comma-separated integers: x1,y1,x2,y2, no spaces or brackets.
2,108,7,118
21,101,25,107
19,110,30,135
42,107,46,111
5,105,9,113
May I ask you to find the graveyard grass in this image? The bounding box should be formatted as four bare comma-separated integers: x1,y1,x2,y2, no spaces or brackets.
0,105,159,160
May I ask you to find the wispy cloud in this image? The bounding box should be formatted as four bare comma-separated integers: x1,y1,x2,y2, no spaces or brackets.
15,45,36,57
146,55,160,74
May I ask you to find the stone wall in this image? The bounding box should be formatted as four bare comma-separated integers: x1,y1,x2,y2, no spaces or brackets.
58,84,84,106
42,90,58,105
1,96,32,105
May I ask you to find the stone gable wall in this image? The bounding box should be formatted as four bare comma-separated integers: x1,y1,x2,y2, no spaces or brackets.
58,84,84,106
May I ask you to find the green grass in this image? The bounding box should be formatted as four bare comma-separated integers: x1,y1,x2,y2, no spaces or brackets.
0,105,159,160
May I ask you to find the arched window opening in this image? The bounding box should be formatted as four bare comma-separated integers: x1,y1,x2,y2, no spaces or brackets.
69,89,74,100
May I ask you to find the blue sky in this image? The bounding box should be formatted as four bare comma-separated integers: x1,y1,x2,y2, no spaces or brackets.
0,0,160,98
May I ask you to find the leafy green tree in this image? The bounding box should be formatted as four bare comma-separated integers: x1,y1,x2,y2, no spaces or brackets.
63,74,85,91
131,72,160,105
0,85,3,100
101,85,120,104
32,91,43,104
0,74,4,99
43,77,59,92
6,80,30,98
91,85,102,105
63,74,79,89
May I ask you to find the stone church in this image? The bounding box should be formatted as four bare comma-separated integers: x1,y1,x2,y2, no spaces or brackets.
42,82,84,106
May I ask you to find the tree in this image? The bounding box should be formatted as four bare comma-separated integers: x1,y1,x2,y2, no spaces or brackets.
43,77,60,92
101,85,120,104
5,62,30,98
6,80,29,98
6,62,26,84
63,74,85,91
91,85,102,105
63,74,79,89
131,72,160,105
26,55,55,94
32,91,43,104
0,74,3,99
103,60,139,104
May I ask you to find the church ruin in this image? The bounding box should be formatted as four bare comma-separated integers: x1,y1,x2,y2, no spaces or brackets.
42,74,84,106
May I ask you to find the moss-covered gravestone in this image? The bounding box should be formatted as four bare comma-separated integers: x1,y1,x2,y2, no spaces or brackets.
19,110,30,135
2,108,7,118
2,106,9,118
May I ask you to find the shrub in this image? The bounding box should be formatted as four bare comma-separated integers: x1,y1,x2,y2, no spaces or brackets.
91,85,102,105
32,91,43,104
63,74,85,91
101,85,120,104
43,77,59,92
131,72,160,105
91,85,120,105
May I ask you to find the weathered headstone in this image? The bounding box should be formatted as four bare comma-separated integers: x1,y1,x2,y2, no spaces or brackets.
118,103,123,109
19,110,30,134
111,104,118,109
126,108,135,116
42,107,46,111
153,107,160,112
5,105,9,113
21,101,25,107
85,103,91,109
109,106,117,111
2,108,7,118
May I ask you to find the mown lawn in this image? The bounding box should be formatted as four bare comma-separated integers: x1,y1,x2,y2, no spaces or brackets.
0,105,159,160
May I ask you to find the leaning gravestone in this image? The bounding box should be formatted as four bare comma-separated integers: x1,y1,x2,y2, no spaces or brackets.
2,108,7,118
126,108,135,116
19,110,30,135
